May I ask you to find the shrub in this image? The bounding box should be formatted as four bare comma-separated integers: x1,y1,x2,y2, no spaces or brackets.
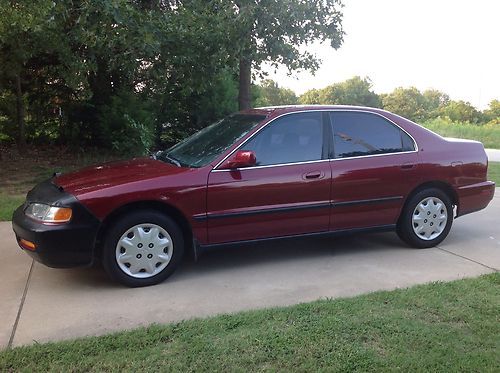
98,91,155,156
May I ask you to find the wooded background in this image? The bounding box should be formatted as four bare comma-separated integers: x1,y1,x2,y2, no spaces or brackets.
1,1,498,156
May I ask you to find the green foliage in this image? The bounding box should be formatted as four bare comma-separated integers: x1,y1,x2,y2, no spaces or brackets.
0,92,15,141
0,0,243,152
0,0,497,152
422,117,500,149
298,88,323,104
98,91,155,155
159,69,239,147
299,76,380,107
381,87,427,121
298,79,498,128
439,100,482,124
422,89,450,117
1,274,499,371
1,0,343,149
253,79,298,107
483,100,500,124
231,0,344,71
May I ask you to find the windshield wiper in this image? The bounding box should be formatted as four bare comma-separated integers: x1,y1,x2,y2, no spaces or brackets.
164,154,181,167
148,149,158,160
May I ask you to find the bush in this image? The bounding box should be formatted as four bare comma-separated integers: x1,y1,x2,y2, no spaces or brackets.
98,92,155,156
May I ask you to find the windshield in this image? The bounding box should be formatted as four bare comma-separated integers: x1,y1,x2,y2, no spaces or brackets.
157,113,266,168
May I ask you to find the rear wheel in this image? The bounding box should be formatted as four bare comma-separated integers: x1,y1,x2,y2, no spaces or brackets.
102,210,184,287
397,188,453,248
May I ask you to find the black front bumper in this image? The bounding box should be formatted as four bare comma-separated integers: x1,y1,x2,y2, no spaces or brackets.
12,180,100,268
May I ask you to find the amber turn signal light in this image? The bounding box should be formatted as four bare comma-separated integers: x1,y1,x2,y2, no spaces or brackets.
52,207,72,222
19,238,36,251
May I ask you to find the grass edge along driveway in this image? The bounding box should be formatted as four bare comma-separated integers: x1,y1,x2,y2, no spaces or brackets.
1,273,498,371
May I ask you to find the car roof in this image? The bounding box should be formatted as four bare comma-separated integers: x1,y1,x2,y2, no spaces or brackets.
242,105,391,118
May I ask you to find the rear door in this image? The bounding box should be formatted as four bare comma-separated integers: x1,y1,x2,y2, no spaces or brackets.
329,111,421,231
206,111,332,244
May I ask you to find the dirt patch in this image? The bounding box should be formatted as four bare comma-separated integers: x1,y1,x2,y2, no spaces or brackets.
0,144,122,195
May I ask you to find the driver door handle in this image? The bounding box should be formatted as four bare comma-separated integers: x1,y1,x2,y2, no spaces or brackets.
401,163,415,170
304,171,323,179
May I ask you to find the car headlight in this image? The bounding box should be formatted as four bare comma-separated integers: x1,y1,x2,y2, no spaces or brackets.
25,203,72,224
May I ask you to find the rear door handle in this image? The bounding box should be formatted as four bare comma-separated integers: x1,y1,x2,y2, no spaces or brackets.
401,163,415,170
304,171,323,179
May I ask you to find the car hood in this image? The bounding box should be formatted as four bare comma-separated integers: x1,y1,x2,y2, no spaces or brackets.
54,157,187,195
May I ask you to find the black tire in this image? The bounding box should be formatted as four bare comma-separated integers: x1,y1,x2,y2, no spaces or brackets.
397,188,453,248
102,210,184,287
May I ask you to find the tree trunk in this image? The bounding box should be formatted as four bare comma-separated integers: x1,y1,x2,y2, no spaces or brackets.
238,57,252,110
15,74,26,151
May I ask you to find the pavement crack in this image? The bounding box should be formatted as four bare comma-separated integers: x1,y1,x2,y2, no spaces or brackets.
8,259,34,349
436,246,499,272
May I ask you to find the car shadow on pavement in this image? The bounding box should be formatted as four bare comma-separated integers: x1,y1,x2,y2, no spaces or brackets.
180,232,406,274
52,232,408,288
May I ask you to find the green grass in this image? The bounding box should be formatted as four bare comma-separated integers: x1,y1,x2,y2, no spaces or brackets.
488,162,500,185
0,194,25,221
1,273,499,371
422,118,500,149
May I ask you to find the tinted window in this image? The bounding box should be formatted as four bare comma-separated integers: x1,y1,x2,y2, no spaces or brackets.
330,112,413,158
242,112,323,166
402,131,415,151
159,114,265,167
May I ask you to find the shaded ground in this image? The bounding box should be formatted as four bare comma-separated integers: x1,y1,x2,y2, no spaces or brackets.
0,144,122,195
0,145,122,220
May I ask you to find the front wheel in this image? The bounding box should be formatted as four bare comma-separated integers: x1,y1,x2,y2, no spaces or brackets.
397,188,453,248
102,210,184,287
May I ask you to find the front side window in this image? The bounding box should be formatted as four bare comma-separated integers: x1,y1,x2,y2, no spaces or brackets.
158,114,266,168
330,112,414,159
241,112,324,166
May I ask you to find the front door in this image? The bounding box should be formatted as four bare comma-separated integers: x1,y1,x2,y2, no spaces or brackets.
206,112,332,244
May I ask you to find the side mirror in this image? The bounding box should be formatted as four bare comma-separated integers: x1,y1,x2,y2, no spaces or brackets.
221,150,257,169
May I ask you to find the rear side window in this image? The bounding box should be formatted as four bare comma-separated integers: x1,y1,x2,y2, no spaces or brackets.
330,112,415,159
242,112,324,166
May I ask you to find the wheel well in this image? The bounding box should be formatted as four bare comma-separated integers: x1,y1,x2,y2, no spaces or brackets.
94,200,193,259
401,181,459,216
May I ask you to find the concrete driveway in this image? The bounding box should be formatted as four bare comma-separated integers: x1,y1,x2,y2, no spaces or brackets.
1,190,499,349
486,149,500,162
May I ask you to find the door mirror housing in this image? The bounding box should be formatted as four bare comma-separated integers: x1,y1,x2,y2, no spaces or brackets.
221,150,257,169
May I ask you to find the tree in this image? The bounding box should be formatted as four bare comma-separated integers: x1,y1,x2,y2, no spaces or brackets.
0,1,238,152
253,79,297,107
440,100,482,124
320,76,380,107
0,1,67,150
299,76,380,107
381,87,426,122
298,88,322,105
1,1,345,152
229,0,344,109
483,100,500,123
422,89,450,119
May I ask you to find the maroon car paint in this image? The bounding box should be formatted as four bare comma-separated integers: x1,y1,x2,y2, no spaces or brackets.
206,161,332,243
53,106,495,246
329,151,420,230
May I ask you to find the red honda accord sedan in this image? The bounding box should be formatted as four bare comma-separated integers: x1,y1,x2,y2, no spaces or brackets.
12,106,495,286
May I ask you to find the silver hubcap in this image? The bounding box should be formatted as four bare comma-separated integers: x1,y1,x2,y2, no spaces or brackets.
412,197,448,241
115,223,173,279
